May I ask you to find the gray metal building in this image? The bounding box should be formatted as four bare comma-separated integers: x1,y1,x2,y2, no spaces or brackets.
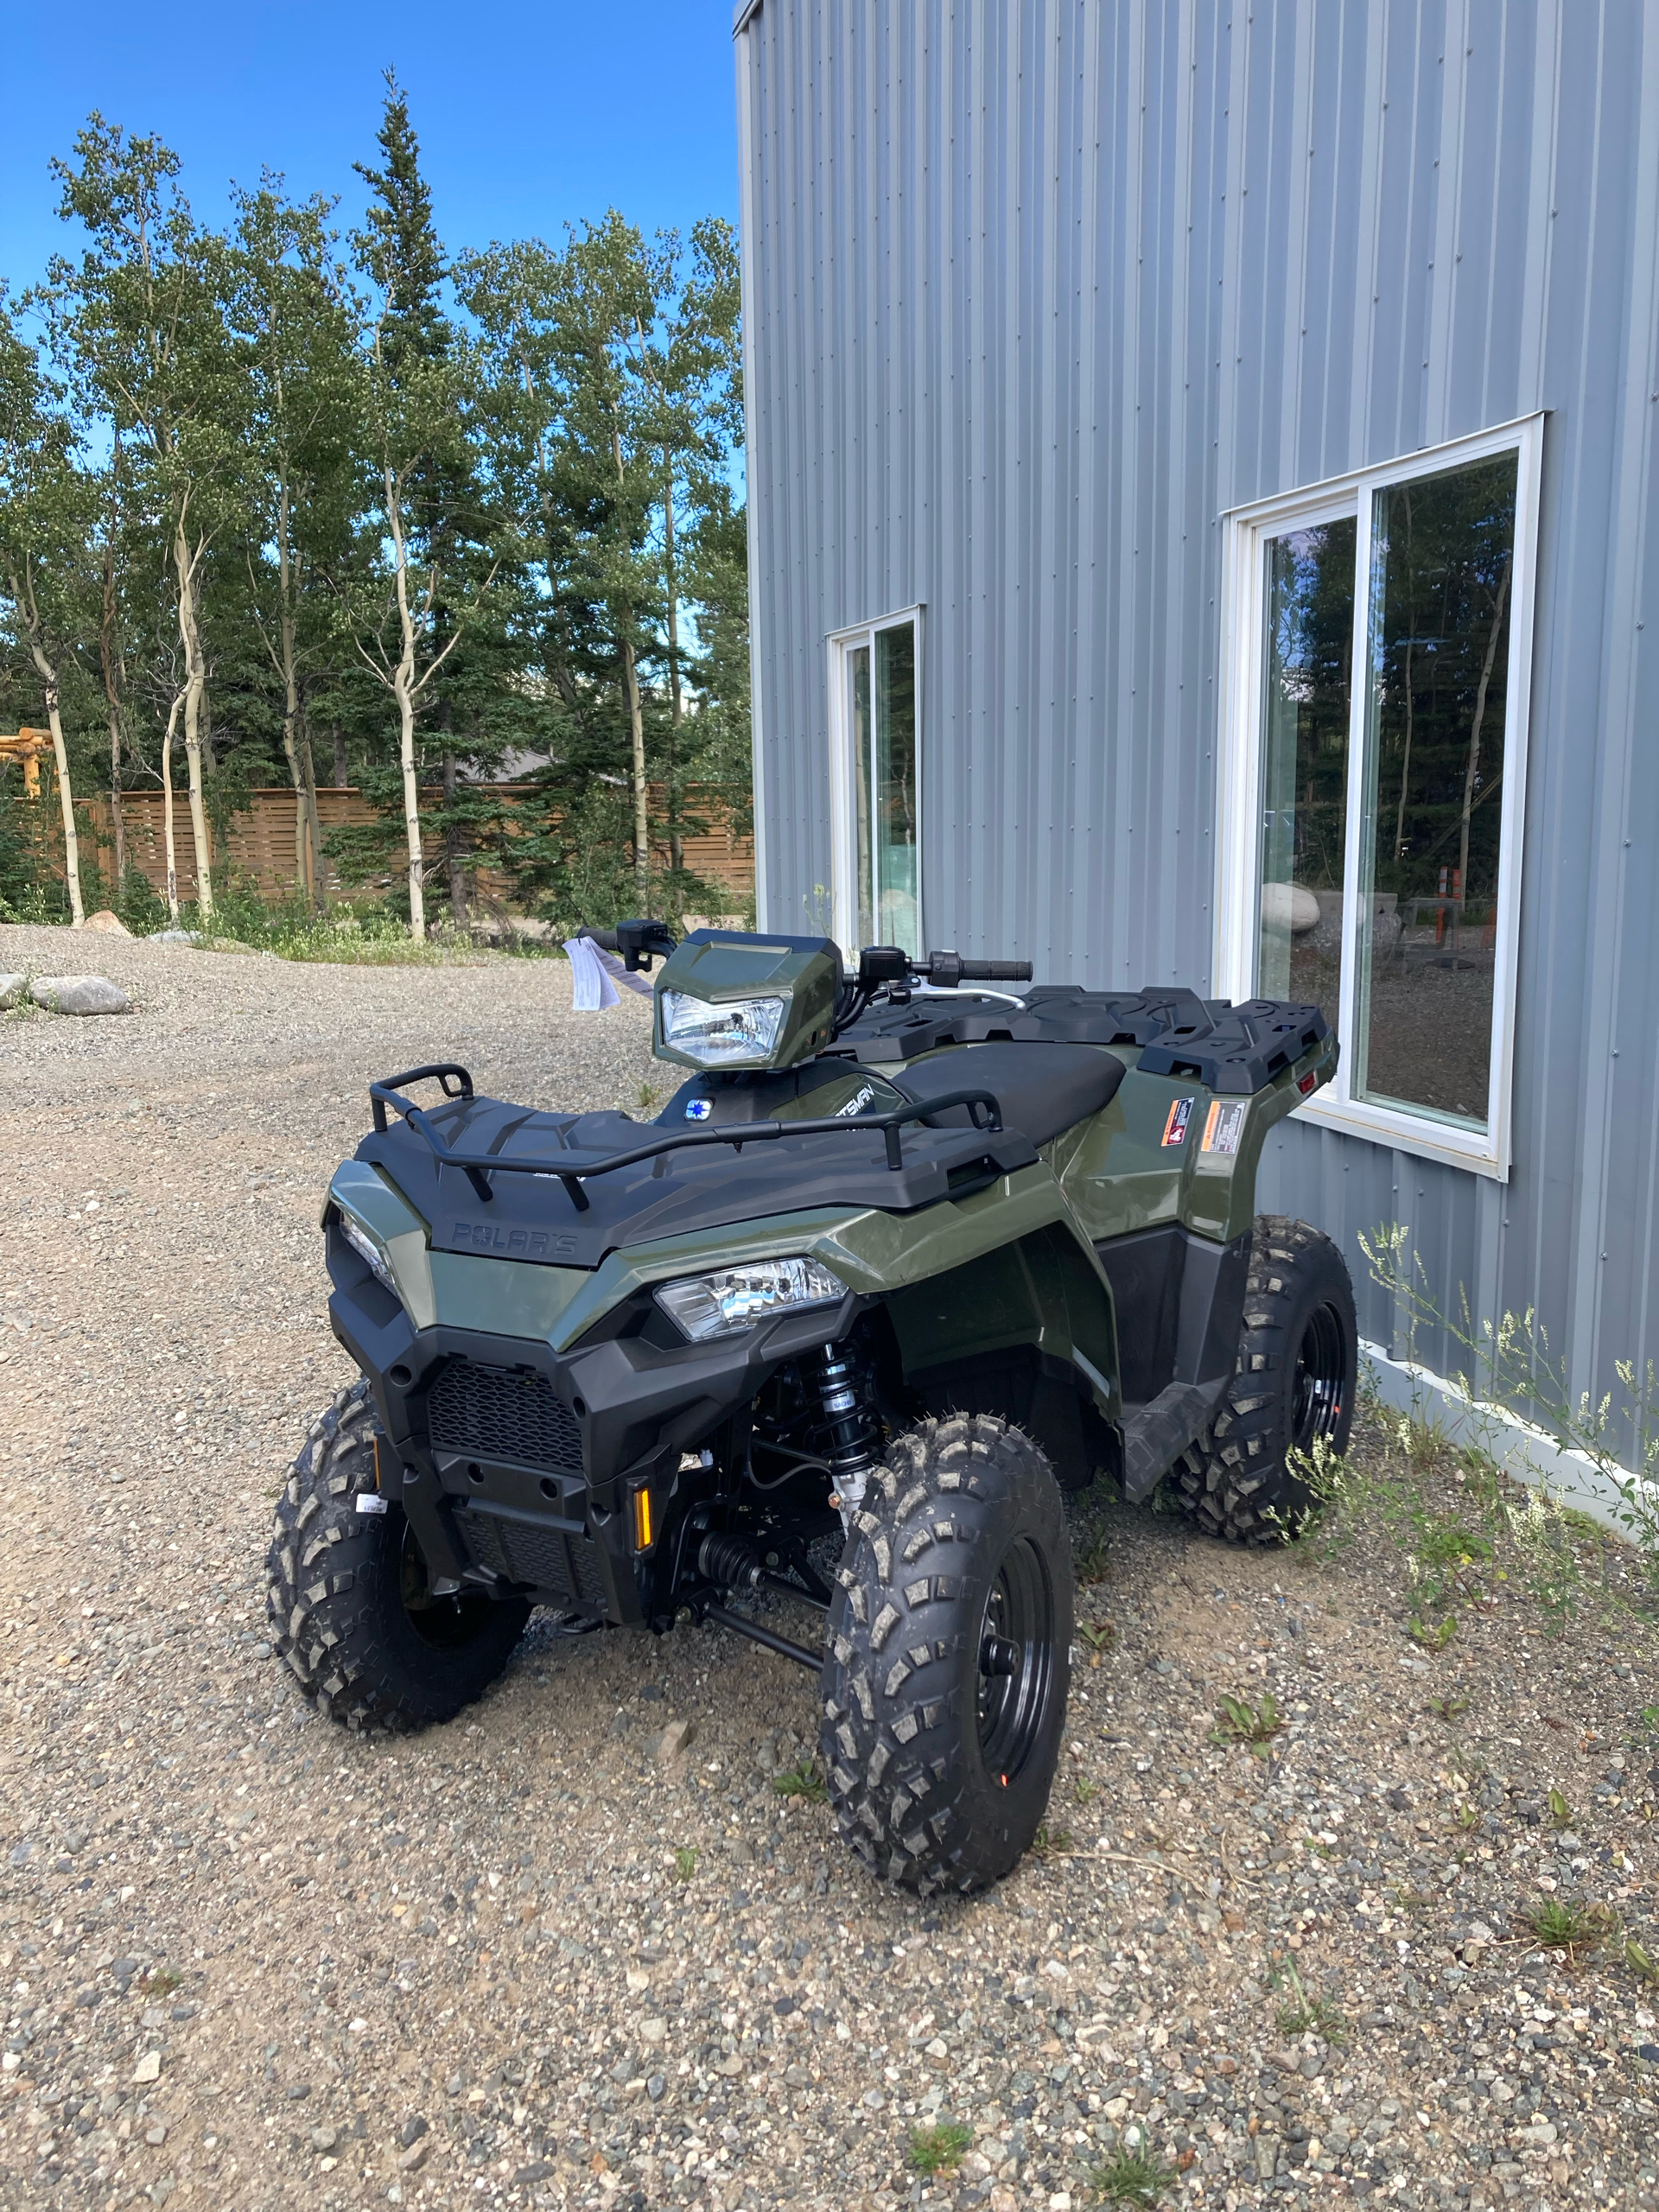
733,0,1659,1458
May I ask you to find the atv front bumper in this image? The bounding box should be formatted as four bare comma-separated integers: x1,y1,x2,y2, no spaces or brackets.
327,1263,858,1627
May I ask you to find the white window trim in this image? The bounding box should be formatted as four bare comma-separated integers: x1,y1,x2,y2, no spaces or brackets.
826,605,925,957
1215,414,1544,1181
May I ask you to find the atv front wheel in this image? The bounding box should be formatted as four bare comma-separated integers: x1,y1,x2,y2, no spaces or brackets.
266,1378,530,1730
821,1414,1073,1894
1172,1216,1357,1545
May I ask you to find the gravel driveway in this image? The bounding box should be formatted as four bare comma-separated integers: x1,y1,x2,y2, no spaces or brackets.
2,924,1656,2212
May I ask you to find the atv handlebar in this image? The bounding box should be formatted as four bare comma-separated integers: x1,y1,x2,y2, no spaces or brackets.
921,951,1033,987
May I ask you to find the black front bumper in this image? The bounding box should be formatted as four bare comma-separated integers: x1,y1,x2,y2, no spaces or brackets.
327,1265,857,1626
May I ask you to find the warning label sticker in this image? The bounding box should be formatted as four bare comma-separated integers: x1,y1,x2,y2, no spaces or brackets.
1160,1096,1194,1147
1201,1101,1246,1156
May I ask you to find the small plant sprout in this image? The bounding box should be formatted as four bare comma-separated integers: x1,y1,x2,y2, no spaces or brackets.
1518,1897,1618,1954
1428,1693,1470,1722
1078,1619,1117,1659
1269,1955,1348,2044
1076,1535,1113,1586
1072,1775,1101,1808
636,1080,658,1112
1455,1798,1482,1834
1088,2145,1177,2207
1032,1823,1074,1859
1548,1787,1574,1831
1624,1936,1659,1987
1210,1691,1284,1756
671,1846,698,1883
772,1758,828,1802
906,2121,974,2177
1407,1611,1458,1652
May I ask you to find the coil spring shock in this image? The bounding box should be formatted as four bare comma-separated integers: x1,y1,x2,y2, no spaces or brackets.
817,1344,880,1523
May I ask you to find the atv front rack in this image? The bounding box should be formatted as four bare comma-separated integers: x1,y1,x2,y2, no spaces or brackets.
368,1065,1007,1213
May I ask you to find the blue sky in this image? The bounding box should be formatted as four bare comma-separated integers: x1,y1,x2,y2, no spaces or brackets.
1,0,741,292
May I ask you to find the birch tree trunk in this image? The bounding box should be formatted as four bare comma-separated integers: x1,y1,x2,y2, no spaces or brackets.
99,502,128,892
5,556,84,925
173,517,215,918
36,664,84,928
664,465,684,876
386,467,427,941
1458,557,1512,929
161,690,182,921
442,749,466,926
621,632,649,901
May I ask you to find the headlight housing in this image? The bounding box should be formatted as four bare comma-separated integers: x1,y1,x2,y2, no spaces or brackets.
654,1257,843,1342
338,1210,398,1298
660,989,786,1068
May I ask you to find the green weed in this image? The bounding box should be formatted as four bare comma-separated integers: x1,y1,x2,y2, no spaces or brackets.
1088,2146,1176,2208
1078,1618,1117,1655
1210,1692,1284,1756
1427,1693,1470,1722
1518,1897,1618,1953
772,1759,828,1802
1548,1787,1574,1831
1032,1824,1074,1859
1269,1956,1348,2045
671,1846,699,1884
906,2121,974,2177
1406,1611,1458,1652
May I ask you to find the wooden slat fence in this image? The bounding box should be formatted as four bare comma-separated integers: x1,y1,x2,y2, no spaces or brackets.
70,784,754,908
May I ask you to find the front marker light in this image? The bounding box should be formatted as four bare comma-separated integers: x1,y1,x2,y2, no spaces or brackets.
661,989,786,1067
655,1257,843,1343
338,1210,398,1298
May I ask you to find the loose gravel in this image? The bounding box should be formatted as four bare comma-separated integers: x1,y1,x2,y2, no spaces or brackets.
3,922,1656,2212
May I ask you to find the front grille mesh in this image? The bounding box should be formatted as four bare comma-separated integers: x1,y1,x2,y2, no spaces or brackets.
426,1359,583,1473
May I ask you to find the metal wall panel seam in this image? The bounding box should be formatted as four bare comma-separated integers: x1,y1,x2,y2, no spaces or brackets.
1109,0,1151,987
736,16,771,925
1426,0,1472,447
1279,0,1318,487
1073,0,1105,984
1033,0,1065,969
1567,1,1659,1403
1345,0,1388,467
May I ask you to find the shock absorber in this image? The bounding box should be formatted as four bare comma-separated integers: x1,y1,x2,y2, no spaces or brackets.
817,1343,881,1523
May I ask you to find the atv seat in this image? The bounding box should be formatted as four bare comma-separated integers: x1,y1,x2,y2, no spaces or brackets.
890,1041,1126,1149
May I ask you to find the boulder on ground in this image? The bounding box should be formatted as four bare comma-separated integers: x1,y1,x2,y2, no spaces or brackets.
0,974,27,1009
29,974,132,1016
81,910,132,936
147,928,200,946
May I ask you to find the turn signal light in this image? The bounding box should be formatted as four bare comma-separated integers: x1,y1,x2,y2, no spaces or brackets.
632,1485,654,1552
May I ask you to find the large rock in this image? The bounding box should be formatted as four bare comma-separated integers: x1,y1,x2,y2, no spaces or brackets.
81,910,132,936
0,974,27,1010
30,974,132,1016
147,928,200,946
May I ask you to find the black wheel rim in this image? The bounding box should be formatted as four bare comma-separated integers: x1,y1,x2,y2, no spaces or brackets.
976,1536,1058,1781
399,1522,497,1650
1291,1302,1347,1453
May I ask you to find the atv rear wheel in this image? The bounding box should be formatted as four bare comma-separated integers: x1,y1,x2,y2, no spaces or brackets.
820,1414,1073,1894
266,1378,530,1731
1171,1216,1357,1545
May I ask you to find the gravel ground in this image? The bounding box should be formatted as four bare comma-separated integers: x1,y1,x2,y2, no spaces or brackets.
3,923,1657,2212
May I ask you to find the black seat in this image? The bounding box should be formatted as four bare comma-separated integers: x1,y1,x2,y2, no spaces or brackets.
890,1041,1126,1149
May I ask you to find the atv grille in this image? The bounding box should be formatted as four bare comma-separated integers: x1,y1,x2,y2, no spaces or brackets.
426,1359,583,1474
458,1503,607,1609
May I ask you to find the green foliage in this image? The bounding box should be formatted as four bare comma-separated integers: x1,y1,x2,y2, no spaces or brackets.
906,2122,973,2177
771,1759,827,1802
1088,2145,1175,2208
1,88,750,932
1268,1956,1348,2044
1210,1691,1284,1756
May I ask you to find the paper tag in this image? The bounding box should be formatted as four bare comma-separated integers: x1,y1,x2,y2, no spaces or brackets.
355,1492,390,1516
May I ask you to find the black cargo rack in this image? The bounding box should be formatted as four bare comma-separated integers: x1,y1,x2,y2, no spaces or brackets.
368,1065,1008,1213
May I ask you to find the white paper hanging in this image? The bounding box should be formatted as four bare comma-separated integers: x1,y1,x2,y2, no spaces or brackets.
563,936,620,1011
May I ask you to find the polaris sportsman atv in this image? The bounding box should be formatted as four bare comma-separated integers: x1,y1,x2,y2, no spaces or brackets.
269,925,1356,1893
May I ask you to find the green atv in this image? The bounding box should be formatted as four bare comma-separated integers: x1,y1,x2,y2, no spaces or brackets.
269,926,1355,1893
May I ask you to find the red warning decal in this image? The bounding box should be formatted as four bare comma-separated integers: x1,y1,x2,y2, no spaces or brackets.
1161,1096,1194,1147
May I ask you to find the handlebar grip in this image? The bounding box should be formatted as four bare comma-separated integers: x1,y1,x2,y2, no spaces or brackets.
957,959,1033,982
586,928,620,952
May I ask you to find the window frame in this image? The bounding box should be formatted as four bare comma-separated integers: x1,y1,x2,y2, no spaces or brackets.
826,605,925,958
1215,415,1544,1181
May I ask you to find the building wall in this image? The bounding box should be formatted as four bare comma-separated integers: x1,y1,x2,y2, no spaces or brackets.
736,0,1659,1427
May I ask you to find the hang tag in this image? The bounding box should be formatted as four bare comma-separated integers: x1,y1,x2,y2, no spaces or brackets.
355,1492,390,1516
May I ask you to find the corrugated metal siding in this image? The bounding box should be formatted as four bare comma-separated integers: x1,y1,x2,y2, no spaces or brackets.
738,0,1659,1440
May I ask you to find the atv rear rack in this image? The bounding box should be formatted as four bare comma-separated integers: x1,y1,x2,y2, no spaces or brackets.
368,1065,1008,1212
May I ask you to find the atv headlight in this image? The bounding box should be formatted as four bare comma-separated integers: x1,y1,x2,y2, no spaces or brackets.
660,989,786,1068
338,1210,398,1299
655,1257,843,1342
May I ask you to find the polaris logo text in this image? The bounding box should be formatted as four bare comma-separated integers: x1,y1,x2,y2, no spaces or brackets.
453,1223,575,1259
